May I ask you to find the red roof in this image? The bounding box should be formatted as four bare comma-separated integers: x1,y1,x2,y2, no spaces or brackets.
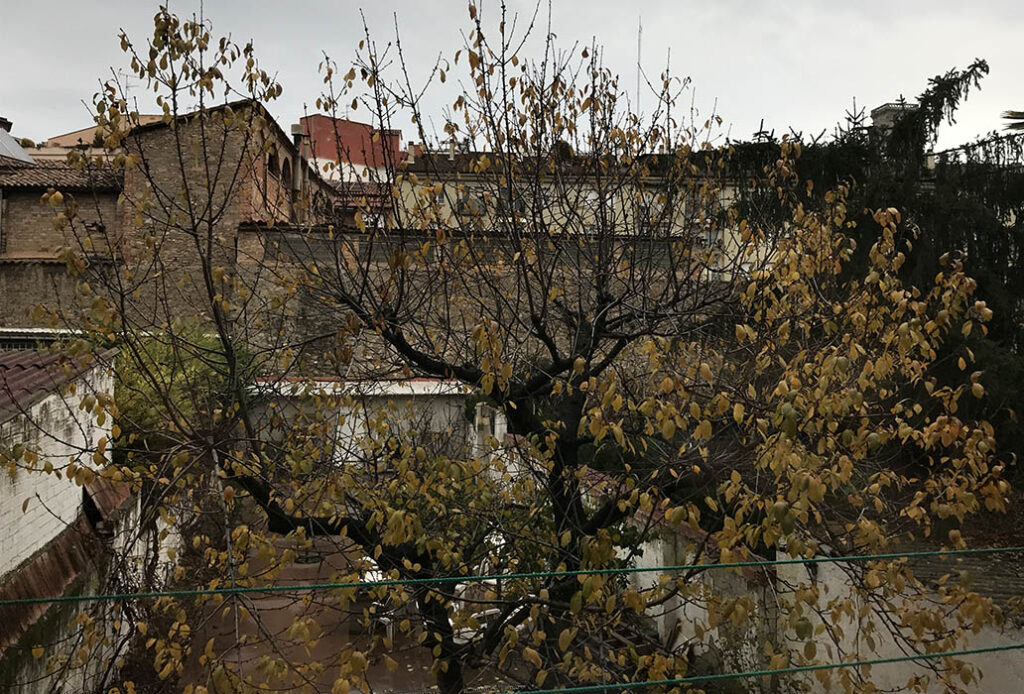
0,349,116,422
85,476,133,521
0,516,100,653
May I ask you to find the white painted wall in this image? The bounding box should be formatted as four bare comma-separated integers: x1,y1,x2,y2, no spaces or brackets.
310,156,385,183
624,532,778,690
0,365,112,579
777,559,1024,693
256,379,509,468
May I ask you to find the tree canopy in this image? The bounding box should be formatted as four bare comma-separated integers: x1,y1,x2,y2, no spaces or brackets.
4,5,1016,694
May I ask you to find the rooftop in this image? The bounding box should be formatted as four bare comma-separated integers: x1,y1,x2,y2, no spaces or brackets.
0,159,119,191
0,128,34,165
0,349,116,423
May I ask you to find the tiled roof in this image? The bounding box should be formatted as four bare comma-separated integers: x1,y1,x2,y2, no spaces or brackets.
0,160,118,191
85,476,133,521
0,349,116,422
334,180,392,212
0,516,100,652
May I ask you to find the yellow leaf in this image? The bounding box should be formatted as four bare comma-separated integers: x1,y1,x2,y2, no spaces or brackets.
699,363,714,383
523,646,542,669
733,403,745,423
32,645,43,659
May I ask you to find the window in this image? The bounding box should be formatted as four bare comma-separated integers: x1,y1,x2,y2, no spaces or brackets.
280,159,294,220
456,190,486,217
495,186,526,219
638,189,672,234
700,224,722,248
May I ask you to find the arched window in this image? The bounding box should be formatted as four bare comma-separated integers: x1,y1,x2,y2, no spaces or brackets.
280,159,293,220
263,151,281,210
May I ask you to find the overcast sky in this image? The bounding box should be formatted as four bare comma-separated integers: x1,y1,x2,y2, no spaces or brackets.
1,1,1021,151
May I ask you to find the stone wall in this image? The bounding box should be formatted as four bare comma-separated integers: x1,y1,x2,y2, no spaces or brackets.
0,186,119,326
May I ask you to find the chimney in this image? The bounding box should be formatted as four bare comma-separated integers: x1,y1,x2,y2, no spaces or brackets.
0,117,11,133
291,123,309,156
448,137,456,161
406,141,416,164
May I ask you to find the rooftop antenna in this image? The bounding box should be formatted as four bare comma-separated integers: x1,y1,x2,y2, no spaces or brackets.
115,69,139,102
636,17,642,114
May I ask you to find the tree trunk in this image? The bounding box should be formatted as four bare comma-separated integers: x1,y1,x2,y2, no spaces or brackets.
416,587,465,694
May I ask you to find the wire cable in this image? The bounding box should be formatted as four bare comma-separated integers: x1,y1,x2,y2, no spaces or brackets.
0,545,1020,607
500,642,1024,694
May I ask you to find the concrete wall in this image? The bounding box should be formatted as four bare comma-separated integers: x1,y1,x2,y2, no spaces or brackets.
627,534,779,692
630,540,1024,693
776,558,1024,693
254,380,508,468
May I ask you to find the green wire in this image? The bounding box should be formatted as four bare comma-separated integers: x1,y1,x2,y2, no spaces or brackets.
502,642,1024,694
0,545,1020,607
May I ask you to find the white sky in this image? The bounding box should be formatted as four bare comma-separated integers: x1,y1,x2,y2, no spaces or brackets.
1,1,1021,151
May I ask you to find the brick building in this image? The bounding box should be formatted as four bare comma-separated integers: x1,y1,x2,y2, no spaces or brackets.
299,113,405,183
0,102,341,328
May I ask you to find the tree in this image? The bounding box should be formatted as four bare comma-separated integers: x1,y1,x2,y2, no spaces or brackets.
1003,110,1024,131
730,59,1024,476
10,5,1011,694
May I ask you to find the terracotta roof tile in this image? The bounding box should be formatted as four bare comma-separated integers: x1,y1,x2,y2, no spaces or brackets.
0,349,117,422
0,160,118,191
0,517,100,653
85,477,133,521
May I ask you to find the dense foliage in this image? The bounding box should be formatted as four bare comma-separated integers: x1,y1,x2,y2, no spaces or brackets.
8,6,1017,694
